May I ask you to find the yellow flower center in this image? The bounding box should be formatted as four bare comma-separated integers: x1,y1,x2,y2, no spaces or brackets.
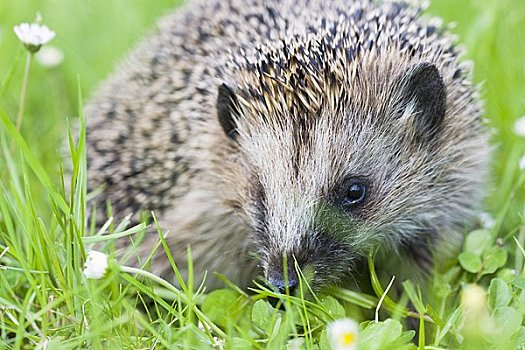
341,332,356,345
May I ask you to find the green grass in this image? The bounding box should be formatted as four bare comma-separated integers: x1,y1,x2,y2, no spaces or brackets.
0,0,524,349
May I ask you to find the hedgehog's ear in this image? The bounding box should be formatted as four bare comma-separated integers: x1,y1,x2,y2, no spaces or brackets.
396,62,446,139
217,83,241,140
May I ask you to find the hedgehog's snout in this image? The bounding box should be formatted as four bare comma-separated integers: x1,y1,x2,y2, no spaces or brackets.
265,253,303,295
260,225,357,293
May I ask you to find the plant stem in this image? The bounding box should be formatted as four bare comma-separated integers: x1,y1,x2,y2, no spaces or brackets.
121,265,181,297
16,52,33,132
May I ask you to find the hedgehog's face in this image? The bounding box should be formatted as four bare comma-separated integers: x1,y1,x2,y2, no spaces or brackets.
216,61,478,293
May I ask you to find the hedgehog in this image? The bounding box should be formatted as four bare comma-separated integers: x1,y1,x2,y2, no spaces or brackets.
85,0,489,293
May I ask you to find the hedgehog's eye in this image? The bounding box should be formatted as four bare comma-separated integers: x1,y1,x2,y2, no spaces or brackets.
343,183,367,206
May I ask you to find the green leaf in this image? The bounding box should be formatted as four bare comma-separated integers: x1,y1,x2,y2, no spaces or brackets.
488,278,512,310
402,281,425,314
491,326,525,350
320,296,345,319
434,308,462,345
318,330,331,350
267,316,289,350
251,299,273,332
511,277,525,290
499,268,519,283
398,330,417,344
201,289,239,327
493,306,523,338
516,327,525,347
464,229,492,255
359,319,415,350
482,246,508,274
425,304,444,327
229,337,253,350
458,252,482,273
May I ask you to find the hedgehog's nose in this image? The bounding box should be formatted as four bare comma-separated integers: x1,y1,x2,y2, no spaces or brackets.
268,273,298,295
266,259,300,295
266,253,303,295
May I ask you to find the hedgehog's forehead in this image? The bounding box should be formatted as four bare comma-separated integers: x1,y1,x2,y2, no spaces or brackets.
240,123,336,208
238,108,380,198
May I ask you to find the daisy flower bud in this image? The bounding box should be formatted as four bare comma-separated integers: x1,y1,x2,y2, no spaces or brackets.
83,251,109,279
460,284,493,347
477,212,495,229
328,318,359,350
461,284,487,315
36,46,64,68
13,22,55,53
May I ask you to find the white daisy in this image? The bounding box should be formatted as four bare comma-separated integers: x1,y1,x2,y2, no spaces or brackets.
83,251,109,279
327,318,359,350
13,22,55,53
514,116,525,137
520,155,525,170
